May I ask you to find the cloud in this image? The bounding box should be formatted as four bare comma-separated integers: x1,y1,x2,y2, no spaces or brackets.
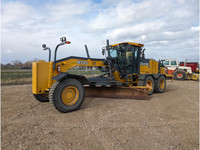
4,49,13,54
1,2,34,25
1,0,199,64
45,0,91,22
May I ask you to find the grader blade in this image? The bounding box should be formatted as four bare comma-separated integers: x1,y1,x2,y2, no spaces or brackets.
85,86,149,100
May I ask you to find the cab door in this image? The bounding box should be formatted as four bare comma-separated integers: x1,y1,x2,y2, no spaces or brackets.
117,44,140,78
126,45,140,74
133,46,140,74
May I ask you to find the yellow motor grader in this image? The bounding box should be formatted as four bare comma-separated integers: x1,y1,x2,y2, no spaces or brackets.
32,37,166,113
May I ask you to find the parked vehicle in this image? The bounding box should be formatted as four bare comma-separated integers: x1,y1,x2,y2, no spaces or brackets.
160,59,199,81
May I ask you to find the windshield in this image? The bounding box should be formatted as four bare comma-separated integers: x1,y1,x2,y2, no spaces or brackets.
110,49,117,57
110,45,125,57
108,44,140,76
171,61,177,65
163,61,169,66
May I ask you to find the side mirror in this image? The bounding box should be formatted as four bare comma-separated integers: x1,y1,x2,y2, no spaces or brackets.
42,44,51,62
102,48,105,55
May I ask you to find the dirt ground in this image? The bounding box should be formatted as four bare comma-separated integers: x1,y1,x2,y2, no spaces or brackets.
1,80,199,150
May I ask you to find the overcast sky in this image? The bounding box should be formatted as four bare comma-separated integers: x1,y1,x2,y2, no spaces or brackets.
1,0,199,64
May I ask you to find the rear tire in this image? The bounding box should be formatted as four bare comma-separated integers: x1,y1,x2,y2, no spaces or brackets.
173,70,186,80
154,76,166,93
51,79,85,113
144,76,155,95
34,94,49,102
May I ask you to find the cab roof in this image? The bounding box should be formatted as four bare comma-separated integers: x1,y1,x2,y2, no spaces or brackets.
111,42,144,47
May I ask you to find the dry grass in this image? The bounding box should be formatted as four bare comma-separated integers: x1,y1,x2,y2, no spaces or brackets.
1,69,103,86
1,78,32,86
1,70,32,86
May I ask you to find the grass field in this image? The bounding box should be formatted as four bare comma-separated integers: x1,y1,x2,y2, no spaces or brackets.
1,69,101,86
1,70,32,85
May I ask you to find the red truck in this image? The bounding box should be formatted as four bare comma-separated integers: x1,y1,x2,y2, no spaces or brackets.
179,62,199,73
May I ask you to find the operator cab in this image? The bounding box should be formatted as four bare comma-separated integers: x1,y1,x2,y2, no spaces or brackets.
160,60,177,67
108,42,143,78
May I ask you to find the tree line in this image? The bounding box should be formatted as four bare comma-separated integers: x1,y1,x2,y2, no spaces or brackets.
1,59,40,69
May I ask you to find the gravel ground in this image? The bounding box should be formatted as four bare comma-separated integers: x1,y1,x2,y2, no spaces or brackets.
1,80,199,150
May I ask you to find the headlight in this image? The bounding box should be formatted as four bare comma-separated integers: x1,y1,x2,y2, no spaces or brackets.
42,44,47,50
60,37,66,42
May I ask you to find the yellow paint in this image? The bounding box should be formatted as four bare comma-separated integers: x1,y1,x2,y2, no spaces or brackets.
159,79,165,89
57,58,106,73
32,60,50,94
140,60,159,74
187,73,199,81
61,86,79,105
160,67,165,74
112,71,125,83
111,42,144,47
32,58,107,94
32,62,37,94
112,71,138,86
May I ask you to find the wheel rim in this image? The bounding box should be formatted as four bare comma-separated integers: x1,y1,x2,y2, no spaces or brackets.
61,86,79,106
159,79,165,90
146,80,153,92
177,73,183,78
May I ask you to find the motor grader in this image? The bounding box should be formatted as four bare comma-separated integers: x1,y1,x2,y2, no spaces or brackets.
32,37,166,113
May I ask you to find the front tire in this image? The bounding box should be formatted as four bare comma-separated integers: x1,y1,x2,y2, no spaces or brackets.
51,79,85,113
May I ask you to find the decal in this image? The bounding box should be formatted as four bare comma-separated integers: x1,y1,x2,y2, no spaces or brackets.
77,60,89,65
140,62,149,66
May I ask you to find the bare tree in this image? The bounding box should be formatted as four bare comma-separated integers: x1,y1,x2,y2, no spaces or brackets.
12,60,22,68
24,61,32,67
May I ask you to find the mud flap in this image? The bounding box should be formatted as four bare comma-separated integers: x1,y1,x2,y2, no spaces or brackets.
85,86,149,100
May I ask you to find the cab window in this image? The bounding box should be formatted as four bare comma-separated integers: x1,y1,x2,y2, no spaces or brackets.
110,49,117,57
171,61,177,65
163,61,169,66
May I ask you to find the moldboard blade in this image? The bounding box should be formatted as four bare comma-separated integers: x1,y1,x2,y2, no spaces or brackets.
85,86,149,100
